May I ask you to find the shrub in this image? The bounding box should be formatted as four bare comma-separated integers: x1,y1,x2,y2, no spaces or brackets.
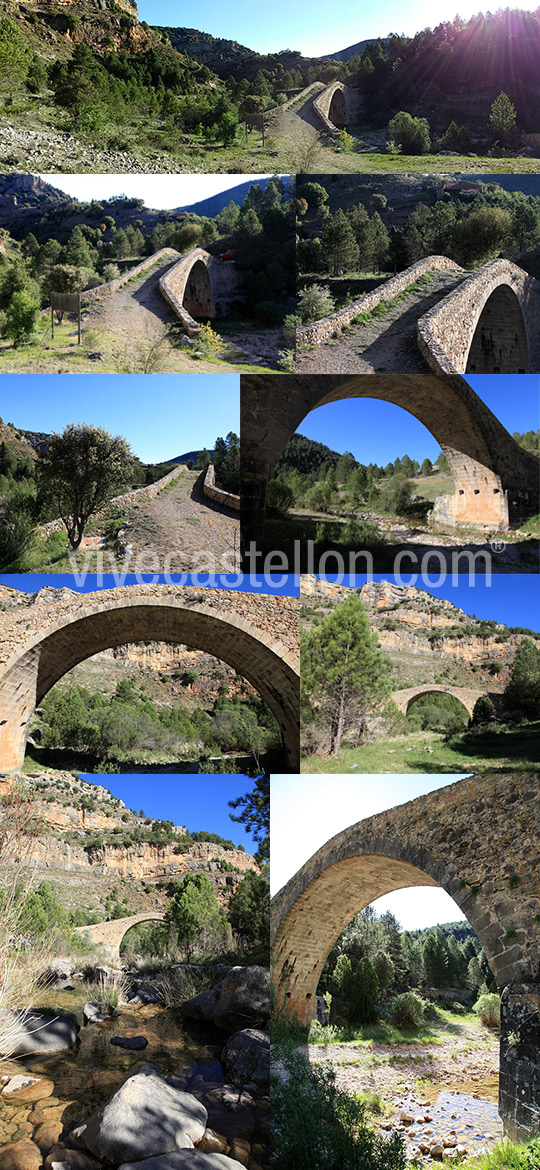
297,283,335,324
391,991,425,1028
388,111,431,154
474,992,500,1028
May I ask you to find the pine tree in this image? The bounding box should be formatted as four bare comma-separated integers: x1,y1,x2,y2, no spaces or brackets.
320,209,359,275
489,91,517,143
302,594,392,755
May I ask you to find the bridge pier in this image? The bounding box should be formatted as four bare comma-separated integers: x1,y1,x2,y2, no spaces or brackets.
500,984,540,1140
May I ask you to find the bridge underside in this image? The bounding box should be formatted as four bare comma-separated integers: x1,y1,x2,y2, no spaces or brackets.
466,286,530,374
183,259,216,319
328,89,346,128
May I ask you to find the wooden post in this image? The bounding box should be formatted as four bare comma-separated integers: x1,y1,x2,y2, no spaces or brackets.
245,120,248,145
77,294,81,345
262,117,265,146
51,303,54,340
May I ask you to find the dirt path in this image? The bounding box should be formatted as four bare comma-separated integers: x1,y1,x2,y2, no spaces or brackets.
297,271,464,373
117,468,239,573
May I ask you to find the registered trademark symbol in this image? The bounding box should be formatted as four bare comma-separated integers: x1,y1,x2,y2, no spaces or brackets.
491,540,506,552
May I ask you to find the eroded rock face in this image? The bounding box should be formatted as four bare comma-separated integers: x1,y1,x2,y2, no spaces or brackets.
221,1029,270,1091
75,1063,207,1163
182,967,270,1034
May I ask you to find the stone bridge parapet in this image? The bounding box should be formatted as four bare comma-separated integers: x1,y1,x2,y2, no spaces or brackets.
297,257,464,347
203,464,240,511
75,912,164,956
417,259,540,374
81,248,180,303
38,465,185,538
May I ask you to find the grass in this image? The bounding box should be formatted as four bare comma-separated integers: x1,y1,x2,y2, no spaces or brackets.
462,1139,540,1170
302,721,540,774
308,1006,476,1047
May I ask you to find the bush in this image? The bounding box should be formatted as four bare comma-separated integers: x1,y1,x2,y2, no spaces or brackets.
297,283,334,324
391,991,425,1028
388,111,431,154
474,992,500,1028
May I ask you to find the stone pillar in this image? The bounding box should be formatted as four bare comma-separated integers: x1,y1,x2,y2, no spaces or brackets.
0,649,41,773
499,983,540,1140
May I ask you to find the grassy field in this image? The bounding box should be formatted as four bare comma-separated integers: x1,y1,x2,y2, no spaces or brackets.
302,722,540,774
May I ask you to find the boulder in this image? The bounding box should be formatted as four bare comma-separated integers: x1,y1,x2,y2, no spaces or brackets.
47,959,75,982
182,967,269,1033
44,1149,101,1170
221,1030,270,1091
75,1063,207,1164
83,1002,107,1025
118,1153,247,1170
110,1036,148,1050
7,1012,79,1056
2,1074,55,1103
0,1139,42,1170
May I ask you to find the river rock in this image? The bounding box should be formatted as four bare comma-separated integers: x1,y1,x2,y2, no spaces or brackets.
0,1138,42,1170
197,1130,228,1154
32,1117,65,1152
2,1075,55,1103
110,1035,148,1050
182,967,269,1033
430,1144,444,1159
118,1153,247,1169
44,1148,102,1170
7,1013,79,1056
46,960,76,982
75,1062,207,1163
400,1111,414,1125
221,1029,270,1091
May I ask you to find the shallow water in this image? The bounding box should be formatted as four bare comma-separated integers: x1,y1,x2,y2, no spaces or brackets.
399,1088,503,1155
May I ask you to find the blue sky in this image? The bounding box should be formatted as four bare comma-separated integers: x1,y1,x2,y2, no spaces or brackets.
39,174,274,211
323,574,540,631
80,773,258,852
0,574,298,596
298,375,539,466
138,0,537,57
271,774,467,927
0,375,239,464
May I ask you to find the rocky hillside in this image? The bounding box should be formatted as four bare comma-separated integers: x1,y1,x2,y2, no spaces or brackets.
3,769,257,919
301,576,539,691
2,0,153,60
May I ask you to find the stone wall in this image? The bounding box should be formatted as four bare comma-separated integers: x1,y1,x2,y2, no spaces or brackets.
313,82,347,136
500,984,540,1140
203,464,240,512
267,82,325,116
297,257,464,347
417,259,540,374
391,683,493,716
159,247,244,337
82,247,180,303
38,465,184,537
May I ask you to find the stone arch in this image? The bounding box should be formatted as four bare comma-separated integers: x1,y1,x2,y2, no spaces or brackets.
271,773,540,1023
240,373,540,549
183,258,215,319
0,586,299,773
75,913,165,958
328,87,346,128
392,684,490,718
418,260,540,376
466,285,529,373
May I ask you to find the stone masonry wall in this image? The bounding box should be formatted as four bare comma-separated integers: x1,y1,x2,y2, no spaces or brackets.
312,82,346,136
297,256,464,346
159,248,244,337
38,465,184,537
500,984,540,1140
82,248,180,303
267,82,325,116
417,259,540,374
203,463,240,512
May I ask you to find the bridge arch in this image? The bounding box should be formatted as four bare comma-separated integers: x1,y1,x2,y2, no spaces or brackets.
183,258,215,319
329,88,346,128
418,260,540,376
313,82,348,135
392,684,490,718
0,584,299,773
240,373,540,548
159,247,244,336
75,913,165,959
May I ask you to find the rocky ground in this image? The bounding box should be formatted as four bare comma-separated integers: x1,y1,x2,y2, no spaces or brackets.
0,964,270,1170
0,117,173,175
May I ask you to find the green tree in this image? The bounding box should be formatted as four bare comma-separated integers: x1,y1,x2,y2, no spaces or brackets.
489,91,517,144
419,457,432,475
320,209,359,275
64,226,93,268
228,870,269,950
38,423,134,550
422,925,450,987
165,872,226,961
388,111,430,154
470,694,495,725
504,639,540,718
228,775,269,863
0,17,30,89
302,594,392,755
367,212,390,272
6,289,39,345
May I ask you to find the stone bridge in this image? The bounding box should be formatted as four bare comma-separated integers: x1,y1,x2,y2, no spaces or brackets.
240,373,540,547
312,81,364,135
0,584,299,773
271,772,540,1140
75,913,165,958
418,259,540,375
392,684,494,717
159,247,244,337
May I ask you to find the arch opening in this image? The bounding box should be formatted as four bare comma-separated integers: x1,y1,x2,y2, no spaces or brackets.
329,88,347,129
403,689,473,721
466,285,529,374
183,259,215,319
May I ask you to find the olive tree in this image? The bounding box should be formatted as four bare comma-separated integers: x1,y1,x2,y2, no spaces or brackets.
39,423,134,549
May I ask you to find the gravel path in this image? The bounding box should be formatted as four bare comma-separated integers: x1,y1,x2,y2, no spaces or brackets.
121,468,239,573
297,271,464,373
